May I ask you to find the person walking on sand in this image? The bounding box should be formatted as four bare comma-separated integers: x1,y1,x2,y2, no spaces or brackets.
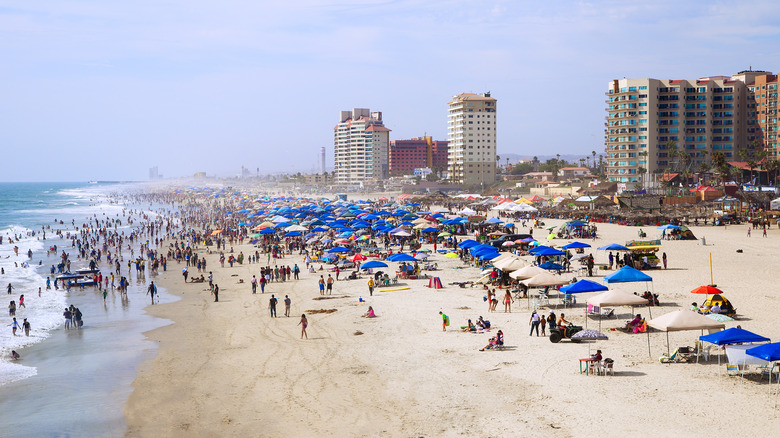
662,252,668,269
259,274,266,293
747,227,751,237
251,275,257,294
439,311,449,331
318,275,325,295
208,271,213,290
298,313,308,339
284,295,291,317
146,281,157,304
763,226,767,237
22,318,30,336
326,274,334,295
269,294,278,317
182,266,189,282
212,284,219,302
529,311,540,336
504,290,513,313
367,277,375,296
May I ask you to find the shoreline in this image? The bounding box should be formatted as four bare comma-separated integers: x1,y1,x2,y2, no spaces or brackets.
123,218,780,436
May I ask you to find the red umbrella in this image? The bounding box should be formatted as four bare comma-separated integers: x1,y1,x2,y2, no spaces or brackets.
690,285,724,295
350,254,367,262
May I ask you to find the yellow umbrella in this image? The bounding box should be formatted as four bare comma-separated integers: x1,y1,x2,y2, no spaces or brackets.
445,252,459,258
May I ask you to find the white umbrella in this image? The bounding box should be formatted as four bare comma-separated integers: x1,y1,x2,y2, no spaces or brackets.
509,265,546,280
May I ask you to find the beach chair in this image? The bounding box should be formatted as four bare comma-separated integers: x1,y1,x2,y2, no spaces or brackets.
677,346,694,362
660,349,682,364
603,359,614,376
562,294,575,308
589,360,603,376
726,363,740,376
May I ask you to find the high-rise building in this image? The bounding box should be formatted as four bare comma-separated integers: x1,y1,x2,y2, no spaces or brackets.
389,137,449,176
319,147,326,174
605,70,776,185
447,93,497,186
334,108,391,185
149,166,158,180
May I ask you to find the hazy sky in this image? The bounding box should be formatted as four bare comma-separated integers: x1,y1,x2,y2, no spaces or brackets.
2,0,780,181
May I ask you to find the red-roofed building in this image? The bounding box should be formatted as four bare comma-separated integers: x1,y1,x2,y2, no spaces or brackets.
334,108,391,184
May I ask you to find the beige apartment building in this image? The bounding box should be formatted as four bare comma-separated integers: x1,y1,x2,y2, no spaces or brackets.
334,108,390,185
605,70,777,185
447,92,497,186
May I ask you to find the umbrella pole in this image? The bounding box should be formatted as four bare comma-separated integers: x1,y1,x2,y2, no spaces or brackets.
666,331,670,358
647,328,651,359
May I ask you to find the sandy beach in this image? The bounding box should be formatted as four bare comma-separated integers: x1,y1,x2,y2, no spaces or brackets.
124,217,780,437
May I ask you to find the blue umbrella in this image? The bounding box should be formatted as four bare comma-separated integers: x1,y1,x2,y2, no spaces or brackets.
259,228,276,234
457,239,480,249
560,279,609,294
387,253,417,262
283,231,302,237
598,243,630,251
327,246,351,253
421,227,439,233
539,261,565,271
657,224,681,230
361,261,388,269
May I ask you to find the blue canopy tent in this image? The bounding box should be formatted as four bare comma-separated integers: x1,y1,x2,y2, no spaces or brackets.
700,327,771,370
534,247,566,257
562,241,591,249
604,266,652,283
361,260,388,269
560,279,609,294
746,342,780,403
604,266,654,317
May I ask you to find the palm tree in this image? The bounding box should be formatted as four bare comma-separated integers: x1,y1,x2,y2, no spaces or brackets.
764,159,780,187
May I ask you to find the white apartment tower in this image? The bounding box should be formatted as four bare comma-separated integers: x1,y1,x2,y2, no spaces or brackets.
319,146,326,174
334,108,391,185
447,93,497,186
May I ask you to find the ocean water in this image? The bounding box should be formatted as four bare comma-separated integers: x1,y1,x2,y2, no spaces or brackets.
0,182,175,436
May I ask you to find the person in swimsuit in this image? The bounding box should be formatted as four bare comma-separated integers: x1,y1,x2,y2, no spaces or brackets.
298,313,308,339
318,276,325,296
22,318,30,336
503,290,513,313
9,317,20,336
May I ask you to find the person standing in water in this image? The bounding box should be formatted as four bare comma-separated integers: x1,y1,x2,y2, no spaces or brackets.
22,318,30,336
146,281,157,304
297,313,308,339
9,317,20,336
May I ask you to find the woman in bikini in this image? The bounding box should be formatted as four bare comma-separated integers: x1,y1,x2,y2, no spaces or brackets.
503,290,513,313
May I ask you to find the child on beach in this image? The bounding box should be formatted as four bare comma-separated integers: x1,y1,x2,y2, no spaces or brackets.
298,314,308,339
9,317,20,336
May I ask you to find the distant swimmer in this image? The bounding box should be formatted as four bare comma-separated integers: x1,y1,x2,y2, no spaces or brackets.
6,283,12,295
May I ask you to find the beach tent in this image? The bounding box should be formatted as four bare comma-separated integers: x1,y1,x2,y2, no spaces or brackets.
520,272,569,288
387,253,417,262
586,290,650,331
561,279,609,294
360,261,388,269
604,266,652,283
562,241,591,249
648,310,726,357
493,257,527,272
538,261,565,271
508,265,547,280
746,343,780,403
702,294,736,317
427,277,443,289
700,327,770,372
677,226,697,240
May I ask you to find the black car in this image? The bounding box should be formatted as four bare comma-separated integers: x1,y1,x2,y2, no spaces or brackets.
488,233,533,249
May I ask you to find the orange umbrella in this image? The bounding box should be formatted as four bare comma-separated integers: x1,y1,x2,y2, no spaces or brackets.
690,285,723,295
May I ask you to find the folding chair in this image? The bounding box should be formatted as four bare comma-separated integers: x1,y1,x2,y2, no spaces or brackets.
603,359,614,376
